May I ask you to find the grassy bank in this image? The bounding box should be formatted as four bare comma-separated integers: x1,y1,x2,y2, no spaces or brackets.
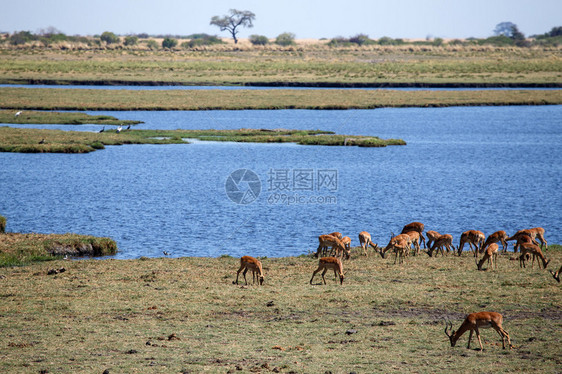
0,110,141,126
0,47,561,86
0,246,560,373
0,127,406,153
1,87,561,111
0,232,117,267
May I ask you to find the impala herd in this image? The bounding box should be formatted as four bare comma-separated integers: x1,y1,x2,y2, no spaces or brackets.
234,221,558,351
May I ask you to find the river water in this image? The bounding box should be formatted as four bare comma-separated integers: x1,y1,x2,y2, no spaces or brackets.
1,105,560,258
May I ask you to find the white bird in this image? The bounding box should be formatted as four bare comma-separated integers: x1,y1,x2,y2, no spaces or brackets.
116,125,122,133
15,111,22,117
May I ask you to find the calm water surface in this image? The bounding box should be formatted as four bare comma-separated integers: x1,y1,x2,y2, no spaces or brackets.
1,106,561,258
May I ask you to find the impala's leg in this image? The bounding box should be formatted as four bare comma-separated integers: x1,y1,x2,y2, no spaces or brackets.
321,268,328,285
235,265,245,284
467,330,473,349
493,326,506,349
242,268,249,285
333,268,339,283
310,266,322,284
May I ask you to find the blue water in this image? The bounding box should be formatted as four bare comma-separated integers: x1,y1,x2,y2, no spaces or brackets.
1,106,561,258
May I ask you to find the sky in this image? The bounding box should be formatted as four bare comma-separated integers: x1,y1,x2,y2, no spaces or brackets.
0,0,560,40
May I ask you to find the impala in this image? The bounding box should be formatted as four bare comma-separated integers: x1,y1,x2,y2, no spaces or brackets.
507,227,547,250
234,256,265,285
316,232,343,257
445,312,512,350
401,221,426,248
426,230,441,249
549,265,561,283
518,242,550,269
477,243,499,271
381,233,411,257
381,234,411,264
482,230,508,253
310,257,345,285
316,234,350,259
403,230,422,255
358,231,378,256
340,236,351,251
427,234,454,257
457,230,485,256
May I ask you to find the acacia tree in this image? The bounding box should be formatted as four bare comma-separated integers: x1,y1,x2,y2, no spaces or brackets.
210,9,255,44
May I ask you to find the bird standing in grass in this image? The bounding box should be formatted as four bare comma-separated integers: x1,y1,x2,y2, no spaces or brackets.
15,111,22,117
99,126,105,133
116,125,122,133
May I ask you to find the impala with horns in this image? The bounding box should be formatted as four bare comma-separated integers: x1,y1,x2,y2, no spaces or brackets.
234,256,265,285
310,257,345,285
358,231,379,256
427,234,454,257
457,230,485,256
401,221,426,248
445,312,512,350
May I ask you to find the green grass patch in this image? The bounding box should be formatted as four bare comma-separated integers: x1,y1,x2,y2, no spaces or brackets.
0,127,406,153
0,109,142,125
0,245,560,373
0,232,117,266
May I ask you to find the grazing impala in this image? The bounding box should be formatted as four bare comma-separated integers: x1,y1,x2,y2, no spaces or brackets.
457,230,485,256
358,231,378,256
381,234,411,264
445,312,512,350
427,234,454,257
234,256,265,285
310,257,345,285
426,230,441,249
518,242,550,269
482,230,509,253
316,234,350,259
315,232,343,256
340,236,351,252
401,222,426,248
507,227,548,250
477,243,499,271
381,234,411,257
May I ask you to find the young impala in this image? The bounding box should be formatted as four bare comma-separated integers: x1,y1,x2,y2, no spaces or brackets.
445,312,512,351
477,243,499,271
310,257,345,285
234,256,265,286
358,231,378,256
427,234,454,257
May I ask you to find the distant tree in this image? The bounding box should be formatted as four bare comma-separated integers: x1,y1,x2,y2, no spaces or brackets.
349,33,370,46
493,22,517,37
9,31,35,45
210,9,255,44
145,39,158,50
275,32,295,46
162,37,178,49
249,34,269,46
100,31,119,44
124,35,138,46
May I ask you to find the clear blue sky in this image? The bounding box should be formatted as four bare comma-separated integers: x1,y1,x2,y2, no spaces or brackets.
1,0,560,39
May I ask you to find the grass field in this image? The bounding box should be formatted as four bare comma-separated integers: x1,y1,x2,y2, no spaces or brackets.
0,46,561,86
0,245,560,373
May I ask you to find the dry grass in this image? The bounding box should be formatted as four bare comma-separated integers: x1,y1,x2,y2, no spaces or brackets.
0,246,560,373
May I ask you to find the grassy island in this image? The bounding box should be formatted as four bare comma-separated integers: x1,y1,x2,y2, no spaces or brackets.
0,127,406,153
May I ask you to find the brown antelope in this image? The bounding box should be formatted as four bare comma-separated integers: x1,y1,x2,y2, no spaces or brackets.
426,230,441,249
358,231,378,256
445,312,512,350
482,230,508,253
507,227,548,251
315,234,349,259
403,230,422,256
549,265,561,283
310,257,345,285
401,222,426,248
381,234,411,264
329,232,343,239
234,256,264,285
477,243,499,271
340,236,351,252
518,242,550,269
457,230,485,256
427,234,454,257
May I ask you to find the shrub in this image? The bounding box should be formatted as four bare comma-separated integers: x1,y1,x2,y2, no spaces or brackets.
181,34,224,48
0,214,6,233
328,36,351,47
349,33,372,46
275,32,296,46
9,31,35,45
100,31,119,44
249,34,269,46
162,37,178,48
145,39,158,50
124,35,138,46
